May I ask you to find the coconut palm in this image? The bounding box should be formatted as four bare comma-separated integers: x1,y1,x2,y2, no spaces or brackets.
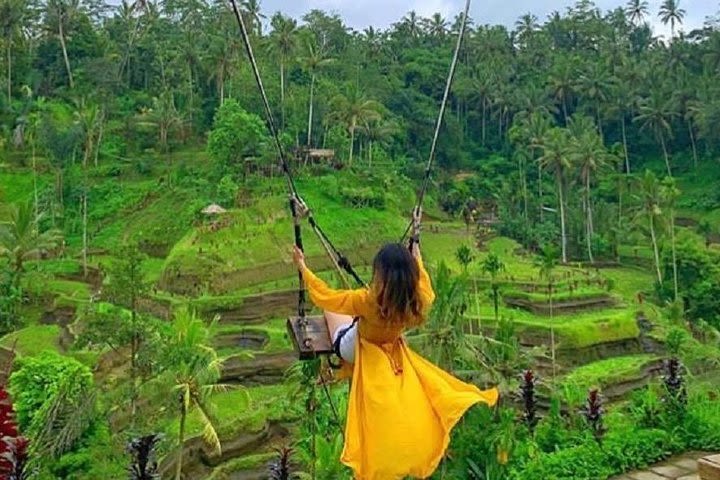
0,0,27,104
268,13,297,128
0,201,62,287
328,87,382,166
535,244,560,380
549,56,577,125
425,13,448,40
361,118,397,167
164,308,229,480
537,128,572,263
661,177,680,300
633,170,664,285
481,253,505,322
576,62,615,138
659,0,686,39
45,0,79,88
626,0,649,24
568,117,616,263
241,0,265,36
299,41,334,149
515,13,539,46
634,92,676,176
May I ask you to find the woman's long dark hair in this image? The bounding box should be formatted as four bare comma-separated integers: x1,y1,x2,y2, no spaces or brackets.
372,243,424,326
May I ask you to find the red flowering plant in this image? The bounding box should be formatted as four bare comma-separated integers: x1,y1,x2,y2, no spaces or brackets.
0,388,31,480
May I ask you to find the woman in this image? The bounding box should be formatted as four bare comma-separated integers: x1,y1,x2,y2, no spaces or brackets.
292,211,498,480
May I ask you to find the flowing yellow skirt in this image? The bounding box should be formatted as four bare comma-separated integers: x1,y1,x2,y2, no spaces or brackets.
340,338,499,480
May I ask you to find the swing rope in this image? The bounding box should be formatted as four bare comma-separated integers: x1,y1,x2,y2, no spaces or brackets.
401,0,472,245
229,0,365,295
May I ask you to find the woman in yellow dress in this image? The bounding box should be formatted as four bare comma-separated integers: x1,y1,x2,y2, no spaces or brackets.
291,210,499,480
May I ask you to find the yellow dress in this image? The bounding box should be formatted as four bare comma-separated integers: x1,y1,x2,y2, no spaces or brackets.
302,258,499,480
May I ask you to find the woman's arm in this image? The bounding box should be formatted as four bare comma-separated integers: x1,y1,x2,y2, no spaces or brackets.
293,246,368,315
415,248,436,308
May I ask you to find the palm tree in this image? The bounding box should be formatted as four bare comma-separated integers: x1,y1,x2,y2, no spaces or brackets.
568,117,616,263
576,62,615,138
537,128,572,263
626,0,649,24
241,0,265,36
633,170,664,285
0,0,26,104
634,92,676,176
549,56,577,125
300,41,334,149
361,118,397,167
328,87,382,166
661,177,680,301
659,0,686,39
535,244,560,380
481,253,505,322
514,13,539,46
0,202,62,288
46,0,79,89
400,10,422,39
165,308,228,480
426,13,448,40
268,13,297,129
74,98,100,278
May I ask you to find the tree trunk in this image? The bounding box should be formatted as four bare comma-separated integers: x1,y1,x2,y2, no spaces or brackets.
368,139,373,168
538,159,544,222
557,173,568,263
94,117,104,167
649,214,662,285
348,124,355,166
688,119,698,169
306,74,315,148
549,286,556,381
175,402,187,480
670,208,678,300
562,97,568,125
596,102,604,139
621,116,630,174
492,284,499,322
58,20,74,89
521,156,528,220
585,173,594,263
659,132,672,177
6,41,11,105
280,59,285,129
32,143,39,231
479,98,486,146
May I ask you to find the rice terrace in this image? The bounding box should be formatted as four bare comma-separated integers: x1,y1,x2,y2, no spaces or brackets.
1,0,720,478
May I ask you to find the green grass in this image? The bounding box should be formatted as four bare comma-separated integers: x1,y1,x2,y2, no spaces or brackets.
474,307,641,349
503,287,610,304
0,324,62,356
560,354,658,391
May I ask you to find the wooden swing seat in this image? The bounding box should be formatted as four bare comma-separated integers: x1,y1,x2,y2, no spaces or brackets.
287,312,353,360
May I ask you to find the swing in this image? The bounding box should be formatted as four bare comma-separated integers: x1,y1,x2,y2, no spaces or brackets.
228,0,471,362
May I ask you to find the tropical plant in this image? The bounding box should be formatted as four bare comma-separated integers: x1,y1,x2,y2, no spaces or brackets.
537,128,572,263
300,41,334,148
0,201,62,288
633,170,664,285
535,244,560,379
327,86,382,166
635,92,676,176
626,0,649,24
659,0,686,39
481,252,505,322
160,308,229,480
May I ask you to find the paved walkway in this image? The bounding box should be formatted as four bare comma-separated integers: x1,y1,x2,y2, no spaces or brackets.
611,452,713,480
